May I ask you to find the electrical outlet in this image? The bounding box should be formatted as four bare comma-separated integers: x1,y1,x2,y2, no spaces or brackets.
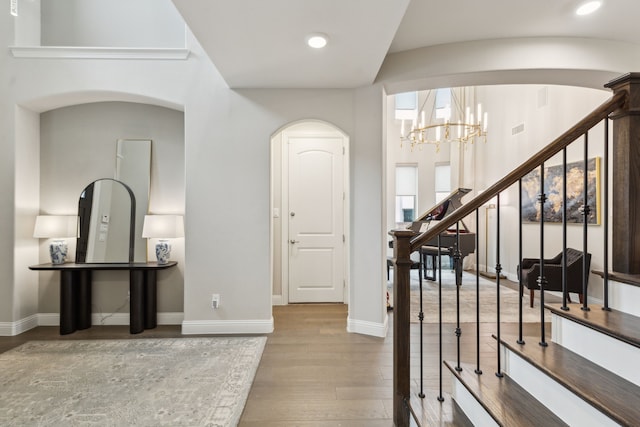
211,294,220,309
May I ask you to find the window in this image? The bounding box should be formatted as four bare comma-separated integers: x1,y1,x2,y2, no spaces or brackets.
396,165,418,223
435,163,451,203
395,92,418,121
435,88,451,121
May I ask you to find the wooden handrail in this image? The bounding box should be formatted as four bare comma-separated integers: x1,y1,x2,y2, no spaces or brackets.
408,90,628,253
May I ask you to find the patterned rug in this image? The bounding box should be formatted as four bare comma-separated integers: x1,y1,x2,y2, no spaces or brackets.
0,337,266,426
389,270,551,323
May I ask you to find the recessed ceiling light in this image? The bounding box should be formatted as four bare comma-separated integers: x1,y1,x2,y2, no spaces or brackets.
576,1,602,16
306,33,328,49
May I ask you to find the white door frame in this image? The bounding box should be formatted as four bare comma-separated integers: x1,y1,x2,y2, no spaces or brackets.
270,120,350,305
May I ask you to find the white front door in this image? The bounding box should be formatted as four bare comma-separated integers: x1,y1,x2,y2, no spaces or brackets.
288,136,345,303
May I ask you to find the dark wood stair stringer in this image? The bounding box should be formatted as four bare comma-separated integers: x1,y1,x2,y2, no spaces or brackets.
444,360,568,427
499,333,640,427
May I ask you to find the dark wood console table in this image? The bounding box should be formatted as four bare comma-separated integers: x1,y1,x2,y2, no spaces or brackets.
29,261,177,335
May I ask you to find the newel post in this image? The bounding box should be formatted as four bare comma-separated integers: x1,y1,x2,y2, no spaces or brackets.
605,73,640,273
390,228,416,427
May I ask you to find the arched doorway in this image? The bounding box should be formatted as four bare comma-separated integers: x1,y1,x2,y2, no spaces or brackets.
270,120,350,305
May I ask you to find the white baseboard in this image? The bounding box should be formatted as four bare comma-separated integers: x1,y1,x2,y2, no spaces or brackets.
0,314,39,336
35,312,184,328
347,316,388,338
181,318,274,335
7,313,271,336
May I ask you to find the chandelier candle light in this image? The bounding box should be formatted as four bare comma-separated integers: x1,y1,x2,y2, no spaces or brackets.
399,88,488,152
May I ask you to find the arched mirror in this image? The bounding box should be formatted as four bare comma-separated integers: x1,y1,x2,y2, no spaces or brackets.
76,179,136,263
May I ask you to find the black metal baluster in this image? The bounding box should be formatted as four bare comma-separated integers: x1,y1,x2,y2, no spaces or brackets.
418,252,425,399
454,222,462,373
495,194,504,378
581,134,591,312
437,235,444,402
603,119,611,311
562,148,569,311
538,163,548,347
518,181,525,345
475,208,482,374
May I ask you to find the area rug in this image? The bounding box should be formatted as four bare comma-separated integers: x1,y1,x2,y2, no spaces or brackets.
0,337,266,426
389,270,551,323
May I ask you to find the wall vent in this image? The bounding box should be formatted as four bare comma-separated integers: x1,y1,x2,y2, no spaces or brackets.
512,123,525,135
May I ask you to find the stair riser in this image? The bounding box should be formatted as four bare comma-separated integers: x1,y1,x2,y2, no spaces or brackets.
552,314,640,387
503,346,618,427
609,280,640,317
450,376,500,427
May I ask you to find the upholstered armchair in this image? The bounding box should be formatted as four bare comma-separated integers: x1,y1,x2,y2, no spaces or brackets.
518,248,591,308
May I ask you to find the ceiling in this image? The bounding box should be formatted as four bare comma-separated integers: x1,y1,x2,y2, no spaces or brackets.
171,0,640,89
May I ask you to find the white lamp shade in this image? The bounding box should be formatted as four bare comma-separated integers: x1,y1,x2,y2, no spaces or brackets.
142,215,184,239
33,215,78,238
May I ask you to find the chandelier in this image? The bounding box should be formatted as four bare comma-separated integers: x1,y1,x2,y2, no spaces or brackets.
399,88,488,152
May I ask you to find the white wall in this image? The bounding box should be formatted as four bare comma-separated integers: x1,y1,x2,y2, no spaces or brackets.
180,85,391,334
13,0,40,46
14,106,40,326
1,12,20,327
40,0,185,48
3,5,387,334
348,85,387,336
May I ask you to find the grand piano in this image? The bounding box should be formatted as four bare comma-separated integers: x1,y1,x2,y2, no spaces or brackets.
407,188,476,280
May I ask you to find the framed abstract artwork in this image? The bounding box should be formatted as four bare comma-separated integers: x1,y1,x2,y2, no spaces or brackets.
521,157,600,224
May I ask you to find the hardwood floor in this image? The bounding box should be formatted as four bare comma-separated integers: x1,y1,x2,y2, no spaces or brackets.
240,304,397,426
0,302,549,426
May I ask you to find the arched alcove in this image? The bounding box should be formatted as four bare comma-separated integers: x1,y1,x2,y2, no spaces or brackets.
26,97,185,318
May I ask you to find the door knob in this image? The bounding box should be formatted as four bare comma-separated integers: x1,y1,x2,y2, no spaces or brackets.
290,212,296,217
290,240,300,244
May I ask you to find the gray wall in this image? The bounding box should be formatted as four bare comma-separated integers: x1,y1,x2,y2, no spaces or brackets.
39,102,185,315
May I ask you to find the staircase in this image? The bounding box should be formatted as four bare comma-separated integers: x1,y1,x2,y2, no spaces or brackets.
447,284,640,426
390,73,640,427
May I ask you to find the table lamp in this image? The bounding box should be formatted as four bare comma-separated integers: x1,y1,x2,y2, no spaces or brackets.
33,215,79,264
142,215,184,264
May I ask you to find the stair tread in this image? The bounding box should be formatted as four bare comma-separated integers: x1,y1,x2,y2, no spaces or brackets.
408,391,474,427
444,360,568,427
546,302,640,348
501,334,640,426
